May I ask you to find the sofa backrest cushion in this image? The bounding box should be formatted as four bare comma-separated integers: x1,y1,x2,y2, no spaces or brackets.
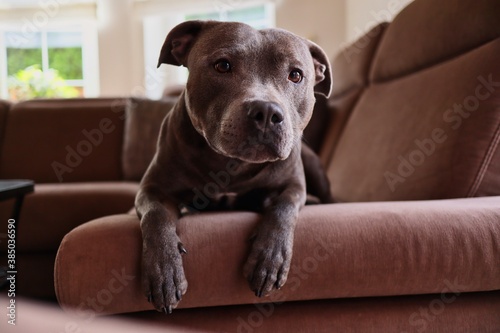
320,23,388,166
122,97,177,181
327,0,500,202
0,98,126,183
370,0,500,83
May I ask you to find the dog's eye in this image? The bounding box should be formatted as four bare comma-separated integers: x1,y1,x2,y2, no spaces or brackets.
288,69,303,83
214,60,231,73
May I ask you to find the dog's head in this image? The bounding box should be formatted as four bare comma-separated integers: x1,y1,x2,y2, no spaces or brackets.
158,20,332,163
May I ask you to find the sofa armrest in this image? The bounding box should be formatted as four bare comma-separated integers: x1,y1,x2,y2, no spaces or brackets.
55,196,500,315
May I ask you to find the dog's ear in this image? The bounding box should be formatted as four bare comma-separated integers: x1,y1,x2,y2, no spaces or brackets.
306,40,332,98
158,20,211,68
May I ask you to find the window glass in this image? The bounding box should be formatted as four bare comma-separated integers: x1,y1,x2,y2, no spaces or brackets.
47,31,83,80
186,12,220,21
185,4,272,29
227,6,266,24
4,30,83,100
5,32,42,76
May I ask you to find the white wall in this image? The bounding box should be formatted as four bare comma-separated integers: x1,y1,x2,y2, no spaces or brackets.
345,0,412,42
97,0,144,97
276,0,345,61
142,14,186,99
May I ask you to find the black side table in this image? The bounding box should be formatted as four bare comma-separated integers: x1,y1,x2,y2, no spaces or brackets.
1,180,34,290
0,180,34,221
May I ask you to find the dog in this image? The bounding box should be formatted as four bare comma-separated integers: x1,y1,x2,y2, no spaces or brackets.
135,20,333,313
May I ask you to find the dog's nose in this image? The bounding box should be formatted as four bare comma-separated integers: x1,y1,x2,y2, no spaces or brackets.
246,101,284,130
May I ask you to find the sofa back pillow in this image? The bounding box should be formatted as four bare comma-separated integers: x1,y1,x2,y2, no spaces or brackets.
122,97,177,181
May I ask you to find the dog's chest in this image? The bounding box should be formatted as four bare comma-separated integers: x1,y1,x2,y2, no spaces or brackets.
173,160,278,213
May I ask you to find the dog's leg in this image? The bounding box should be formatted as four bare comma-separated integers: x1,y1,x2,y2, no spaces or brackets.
135,186,188,313
243,182,305,297
301,143,334,203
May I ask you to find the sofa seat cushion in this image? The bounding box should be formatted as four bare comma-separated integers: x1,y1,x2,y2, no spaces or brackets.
0,182,139,252
55,196,500,315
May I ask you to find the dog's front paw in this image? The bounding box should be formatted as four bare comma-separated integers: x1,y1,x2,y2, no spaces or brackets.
141,235,188,313
243,230,293,297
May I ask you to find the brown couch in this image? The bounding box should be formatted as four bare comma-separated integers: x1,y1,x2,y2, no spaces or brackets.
0,97,328,302
2,0,500,331
0,98,141,299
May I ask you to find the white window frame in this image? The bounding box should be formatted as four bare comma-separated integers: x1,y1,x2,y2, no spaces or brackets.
0,7,99,99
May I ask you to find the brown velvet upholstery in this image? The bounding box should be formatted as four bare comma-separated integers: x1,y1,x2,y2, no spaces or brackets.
127,292,500,333
55,197,500,315
320,23,388,166
0,182,138,252
122,97,177,181
328,1,500,202
331,23,388,97
0,182,138,300
0,98,135,300
370,0,500,82
0,98,126,183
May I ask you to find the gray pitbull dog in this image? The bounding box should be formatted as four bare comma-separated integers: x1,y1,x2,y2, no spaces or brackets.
136,20,333,313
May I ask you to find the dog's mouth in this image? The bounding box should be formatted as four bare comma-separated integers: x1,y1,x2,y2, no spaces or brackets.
208,129,294,163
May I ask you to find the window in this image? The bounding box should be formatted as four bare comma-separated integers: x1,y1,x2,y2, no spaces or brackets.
3,30,85,100
4,30,84,100
0,0,99,101
186,4,275,29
